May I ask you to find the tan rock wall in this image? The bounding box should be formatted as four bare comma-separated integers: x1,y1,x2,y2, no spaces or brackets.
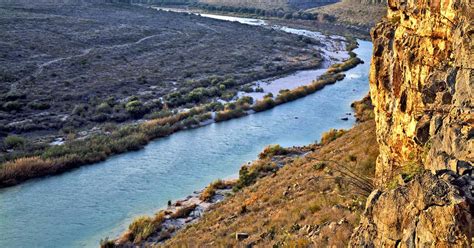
370,0,473,184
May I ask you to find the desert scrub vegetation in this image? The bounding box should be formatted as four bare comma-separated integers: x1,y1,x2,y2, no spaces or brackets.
251,97,276,112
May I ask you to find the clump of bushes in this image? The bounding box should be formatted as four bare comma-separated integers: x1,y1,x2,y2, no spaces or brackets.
320,129,347,145
259,144,287,159
28,101,50,110
200,179,235,202
128,211,166,243
126,100,147,117
2,101,23,111
0,157,55,186
215,108,246,122
234,160,278,191
252,97,276,112
3,135,26,149
326,57,362,74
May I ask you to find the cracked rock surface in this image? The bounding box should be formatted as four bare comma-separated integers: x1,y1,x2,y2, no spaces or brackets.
368,0,473,184
350,172,473,247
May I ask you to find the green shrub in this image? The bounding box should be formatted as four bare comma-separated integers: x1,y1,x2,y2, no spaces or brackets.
96,102,112,113
72,104,87,116
28,101,50,110
252,97,275,112
146,110,173,120
204,102,224,112
126,100,147,117
313,162,326,170
2,101,23,111
200,179,235,202
234,161,278,191
259,144,287,159
237,96,254,106
3,135,26,149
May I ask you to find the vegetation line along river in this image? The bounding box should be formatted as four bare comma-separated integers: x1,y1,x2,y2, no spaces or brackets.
0,11,373,248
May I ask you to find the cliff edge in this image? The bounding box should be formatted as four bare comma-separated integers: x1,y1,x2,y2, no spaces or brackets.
350,0,473,246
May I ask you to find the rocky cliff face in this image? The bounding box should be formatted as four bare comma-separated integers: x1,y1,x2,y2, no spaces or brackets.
369,0,473,184
351,0,473,246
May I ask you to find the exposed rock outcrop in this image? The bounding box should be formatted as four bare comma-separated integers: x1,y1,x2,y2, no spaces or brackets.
351,0,473,246
369,0,473,185
350,172,474,247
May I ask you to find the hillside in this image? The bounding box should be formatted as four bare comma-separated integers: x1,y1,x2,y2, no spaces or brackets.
106,97,378,247
197,0,338,10
309,0,386,29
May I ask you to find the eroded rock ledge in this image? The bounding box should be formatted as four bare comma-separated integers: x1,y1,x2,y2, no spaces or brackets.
350,172,473,247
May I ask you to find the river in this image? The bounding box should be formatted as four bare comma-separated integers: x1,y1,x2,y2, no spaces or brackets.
0,11,373,248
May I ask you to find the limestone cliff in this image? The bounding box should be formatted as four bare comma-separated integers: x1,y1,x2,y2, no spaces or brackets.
369,0,473,184
350,0,473,246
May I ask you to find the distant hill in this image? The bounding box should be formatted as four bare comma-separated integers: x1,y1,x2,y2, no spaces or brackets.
309,0,386,28
197,0,338,10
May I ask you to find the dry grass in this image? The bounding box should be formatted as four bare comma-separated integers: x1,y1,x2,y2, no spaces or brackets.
162,118,378,247
127,211,166,244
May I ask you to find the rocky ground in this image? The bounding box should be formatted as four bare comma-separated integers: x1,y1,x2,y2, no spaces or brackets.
0,1,320,144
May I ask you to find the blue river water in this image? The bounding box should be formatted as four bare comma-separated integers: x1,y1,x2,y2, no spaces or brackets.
0,17,373,248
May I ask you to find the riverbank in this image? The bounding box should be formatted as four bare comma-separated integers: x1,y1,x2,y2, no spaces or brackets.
0,10,363,188
105,96,376,247
104,146,309,247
